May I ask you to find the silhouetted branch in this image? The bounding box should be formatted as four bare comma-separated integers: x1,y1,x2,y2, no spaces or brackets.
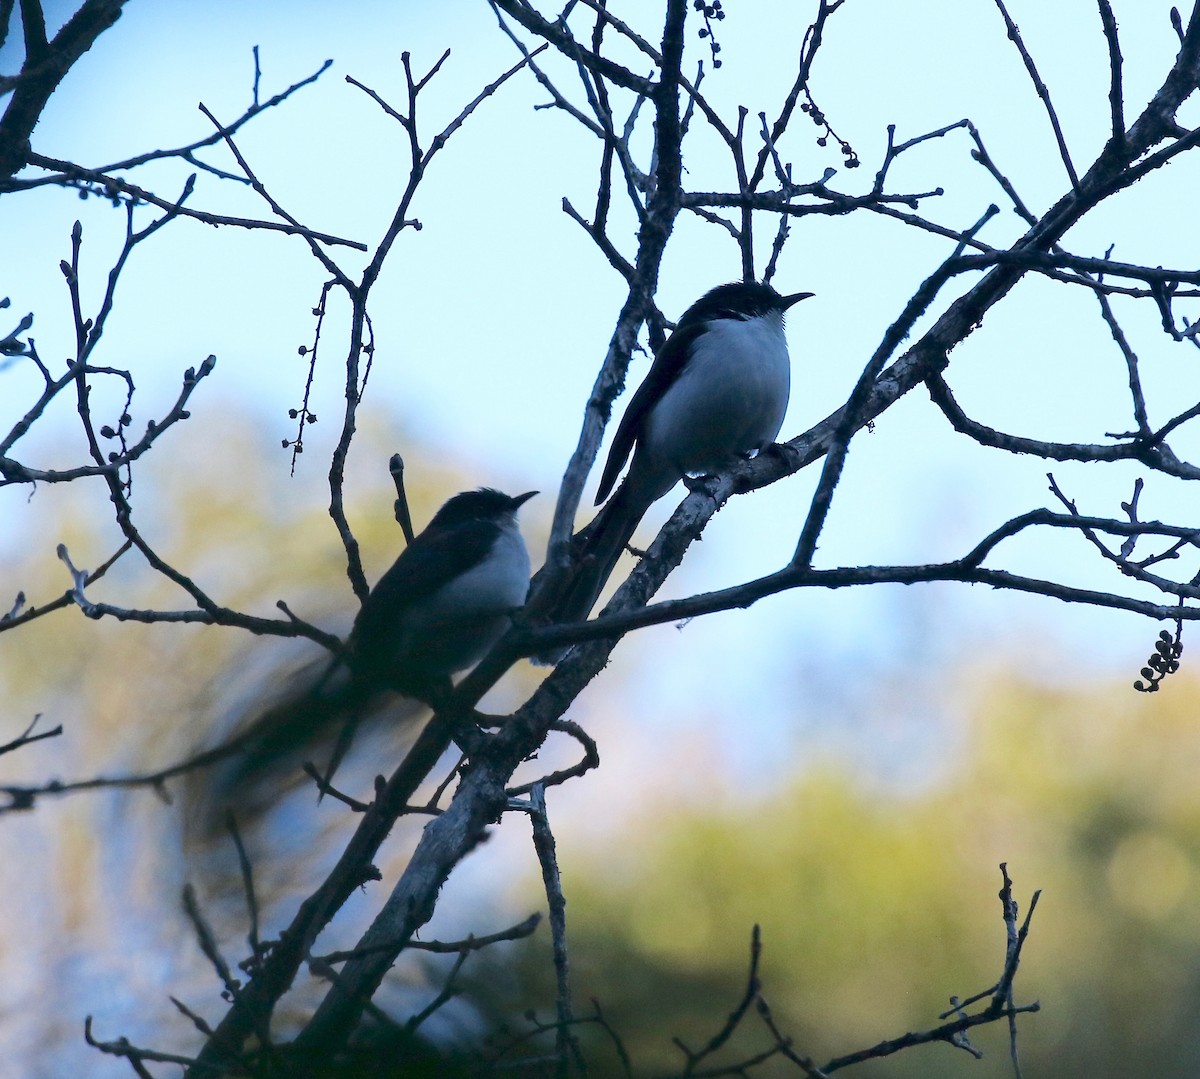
821,866,1040,1073
20,153,367,249
991,0,1080,190
672,924,768,1074
0,0,127,181
524,783,582,1078
0,714,62,758
3,55,334,190
85,1015,199,1076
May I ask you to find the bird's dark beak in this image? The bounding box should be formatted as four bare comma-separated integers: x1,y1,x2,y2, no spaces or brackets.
782,291,815,309
511,490,538,509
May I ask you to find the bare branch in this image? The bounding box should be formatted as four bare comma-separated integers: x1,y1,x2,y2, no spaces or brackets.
1096,0,1125,146
991,0,1080,189
521,784,581,1077
0,0,127,180
0,714,62,757
21,152,366,249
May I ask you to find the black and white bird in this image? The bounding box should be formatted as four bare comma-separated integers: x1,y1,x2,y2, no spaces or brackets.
347,487,536,700
555,281,811,629
205,487,535,809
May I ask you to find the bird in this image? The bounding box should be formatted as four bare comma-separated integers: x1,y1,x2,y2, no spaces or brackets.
551,280,811,636
202,487,536,811
346,487,537,701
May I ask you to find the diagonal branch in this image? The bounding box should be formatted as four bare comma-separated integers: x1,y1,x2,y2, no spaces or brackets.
0,0,126,180
991,0,1080,189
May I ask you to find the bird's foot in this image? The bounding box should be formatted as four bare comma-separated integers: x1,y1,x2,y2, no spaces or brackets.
682,471,725,507
451,710,503,756
682,471,720,495
452,726,485,756
760,439,800,469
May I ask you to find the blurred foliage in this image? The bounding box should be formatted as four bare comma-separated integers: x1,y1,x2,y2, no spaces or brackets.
477,669,1200,1078
0,405,545,1075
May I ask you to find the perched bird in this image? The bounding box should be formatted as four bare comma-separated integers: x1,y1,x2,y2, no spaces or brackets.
347,487,537,701
204,487,536,810
554,281,811,631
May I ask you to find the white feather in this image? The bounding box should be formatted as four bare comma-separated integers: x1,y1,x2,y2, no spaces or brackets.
401,517,531,671
642,309,790,480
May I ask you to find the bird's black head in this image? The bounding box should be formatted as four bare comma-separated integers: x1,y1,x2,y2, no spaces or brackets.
678,281,813,328
427,488,536,530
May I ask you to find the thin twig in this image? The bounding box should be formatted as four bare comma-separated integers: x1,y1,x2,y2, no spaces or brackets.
524,784,581,1078
992,0,1080,189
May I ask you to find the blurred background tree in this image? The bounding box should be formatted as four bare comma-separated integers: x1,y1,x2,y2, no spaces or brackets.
7,422,1200,1076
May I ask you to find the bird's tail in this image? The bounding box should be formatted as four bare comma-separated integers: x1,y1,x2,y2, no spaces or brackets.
186,658,423,839
533,478,649,663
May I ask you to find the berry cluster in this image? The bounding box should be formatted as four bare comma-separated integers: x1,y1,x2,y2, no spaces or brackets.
694,0,725,69
1133,627,1183,692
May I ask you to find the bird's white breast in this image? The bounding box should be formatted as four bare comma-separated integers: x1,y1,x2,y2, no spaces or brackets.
419,522,531,626
398,519,531,674
643,311,791,477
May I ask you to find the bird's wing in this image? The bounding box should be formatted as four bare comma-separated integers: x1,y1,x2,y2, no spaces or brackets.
594,321,707,504
350,518,500,653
